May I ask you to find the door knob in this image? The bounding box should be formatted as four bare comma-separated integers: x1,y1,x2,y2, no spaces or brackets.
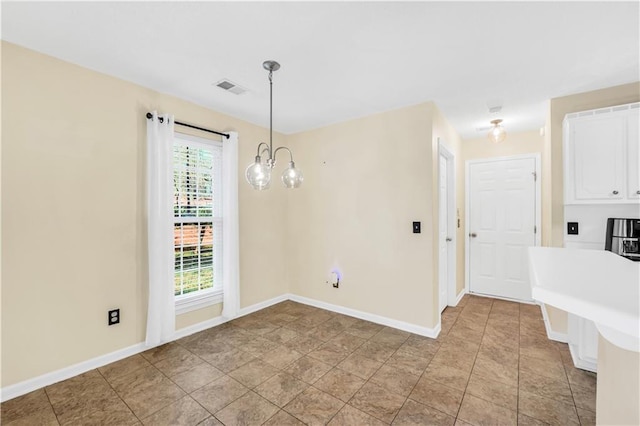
446,237,452,242
613,190,619,195
637,190,640,195
469,233,477,238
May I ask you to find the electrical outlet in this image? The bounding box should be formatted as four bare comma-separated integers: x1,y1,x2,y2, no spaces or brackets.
108,309,120,326
567,222,579,235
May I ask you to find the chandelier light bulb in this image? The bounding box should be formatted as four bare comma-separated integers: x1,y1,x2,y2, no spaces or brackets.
488,119,506,143
282,161,304,189
245,155,271,190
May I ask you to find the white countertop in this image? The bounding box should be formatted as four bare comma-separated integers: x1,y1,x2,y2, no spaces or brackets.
528,247,640,352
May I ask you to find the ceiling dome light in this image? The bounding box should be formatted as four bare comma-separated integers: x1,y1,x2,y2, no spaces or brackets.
488,119,506,143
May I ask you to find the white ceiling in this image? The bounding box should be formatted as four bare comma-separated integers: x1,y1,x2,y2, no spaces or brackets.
2,2,638,138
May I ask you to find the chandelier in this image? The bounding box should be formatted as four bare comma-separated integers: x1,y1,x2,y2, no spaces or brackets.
488,119,507,143
245,61,303,190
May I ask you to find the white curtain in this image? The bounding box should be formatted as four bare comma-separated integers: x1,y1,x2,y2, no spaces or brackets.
146,111,176,347
222,131,240,319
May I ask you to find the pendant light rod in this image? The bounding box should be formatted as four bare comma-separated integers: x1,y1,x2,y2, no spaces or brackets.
245,60,303,190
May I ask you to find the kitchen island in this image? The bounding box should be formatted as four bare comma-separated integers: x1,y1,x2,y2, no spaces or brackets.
529,247,640,425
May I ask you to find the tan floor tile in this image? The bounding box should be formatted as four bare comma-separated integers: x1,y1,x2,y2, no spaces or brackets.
154,351,204,378
571,383,596,412
142,343,192,364
254,373,309,407
214,392,279,426
519,370,573,406
328,404,387,426
199,347,255,373
284,334,324,354
190,376,248,414
243,322,280,337
261,345,303,369
59,397,138,426
285,356,333,384
263,327,298,344
337,353,382,380
262,410,305,425
565,365,597,390
370,328,409,348
519,346,561,365
423,363,471,392
45,371,105,405
171,362,224,393
228,359,279,389
370,365,420,397
344,321,383,339
1,389,54,423
387,350,431,376
313,368,366,402
577,408,596,426
284,387,344,426
408,377,463,417
465,373,517,411
238,337,281,356
349,382,405,423
518,390,580,425
471,355,518,387
307,343,350,366
398,335,440,359
141,396,209,426
99,355,151,383
3,403,59,426
429,347,475,373
457,393,517,426
393,399,455,426
516,413,548,425
110,365,186,419
306,323,344,341
477,341,519,368
519,354,565,380
327,332,367,352
355,340,397,362
197,417,223,426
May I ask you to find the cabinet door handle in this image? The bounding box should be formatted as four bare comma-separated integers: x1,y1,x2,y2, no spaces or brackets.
613,190,619,195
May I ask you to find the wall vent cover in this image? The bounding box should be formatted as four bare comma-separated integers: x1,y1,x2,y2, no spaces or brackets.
215,79,247,95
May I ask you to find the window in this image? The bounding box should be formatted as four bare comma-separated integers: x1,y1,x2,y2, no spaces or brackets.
173,133,223,314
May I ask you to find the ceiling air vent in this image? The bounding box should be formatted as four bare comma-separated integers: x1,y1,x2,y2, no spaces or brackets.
215,79,247,95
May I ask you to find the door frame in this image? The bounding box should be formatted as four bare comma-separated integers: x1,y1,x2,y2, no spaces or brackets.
438,139,457,308
464,153,542,297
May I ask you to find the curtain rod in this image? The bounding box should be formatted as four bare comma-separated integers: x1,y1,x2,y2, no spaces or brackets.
145,112,230,139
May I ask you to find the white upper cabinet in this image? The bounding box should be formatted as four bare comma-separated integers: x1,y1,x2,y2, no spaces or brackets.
564,103,640,204
627,111,640,199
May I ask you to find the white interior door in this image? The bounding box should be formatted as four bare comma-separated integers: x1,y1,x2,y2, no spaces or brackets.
438,154,449,312
468,157,536,301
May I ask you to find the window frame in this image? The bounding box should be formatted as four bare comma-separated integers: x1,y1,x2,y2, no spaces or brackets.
172,132,224,315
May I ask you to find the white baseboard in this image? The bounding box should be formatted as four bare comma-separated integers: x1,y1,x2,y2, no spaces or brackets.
539,303,569,343
238,294,289,317
2,292,438,402
1,294,289,403
453,289,466,306
0,342,146,403
568,342,598,373
287,293,441,339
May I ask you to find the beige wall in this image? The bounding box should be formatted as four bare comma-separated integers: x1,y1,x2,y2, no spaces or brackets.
286,102,461,329
597,335,640,425
1,42,290,387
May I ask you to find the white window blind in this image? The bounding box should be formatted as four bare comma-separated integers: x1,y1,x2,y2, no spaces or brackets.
173,134,222,300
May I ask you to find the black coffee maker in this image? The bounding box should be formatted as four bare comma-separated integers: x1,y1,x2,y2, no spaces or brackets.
605,218,640,261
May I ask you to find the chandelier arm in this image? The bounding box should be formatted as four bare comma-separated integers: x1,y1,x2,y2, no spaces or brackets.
273,146,294,163
256,142,271,157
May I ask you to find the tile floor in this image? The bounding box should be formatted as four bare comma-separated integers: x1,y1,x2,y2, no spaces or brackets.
1,295,597,425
